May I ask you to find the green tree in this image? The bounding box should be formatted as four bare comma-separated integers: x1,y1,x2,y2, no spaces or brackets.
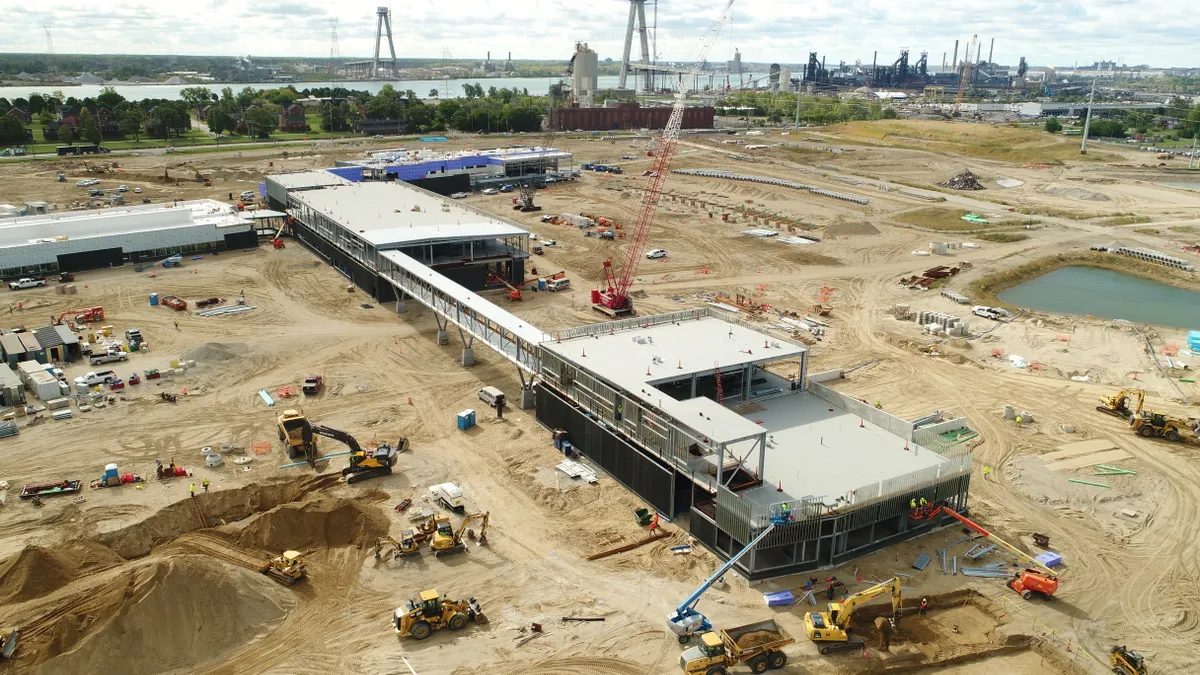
79,108,102,145
0,116,25,144
429,89,438,99
180,86,212,124
119,106,145,142
208,108,233,137
881,107,899,119
243,106,277,138
1044,117,1063,133
58,124,75,145
96,86,125,108
38,109,54,126
27,93,45,115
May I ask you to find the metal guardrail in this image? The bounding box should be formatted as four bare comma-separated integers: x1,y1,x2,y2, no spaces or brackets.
377,253,545,374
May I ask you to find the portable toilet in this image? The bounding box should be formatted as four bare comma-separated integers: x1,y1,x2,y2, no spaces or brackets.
105,463,120,486
149,293,159,306
538,279,547,291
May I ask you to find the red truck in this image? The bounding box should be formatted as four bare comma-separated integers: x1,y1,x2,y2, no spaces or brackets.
302,375,323,396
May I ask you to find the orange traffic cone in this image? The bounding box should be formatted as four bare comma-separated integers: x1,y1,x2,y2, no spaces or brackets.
859,418,865,428
677,359,683,369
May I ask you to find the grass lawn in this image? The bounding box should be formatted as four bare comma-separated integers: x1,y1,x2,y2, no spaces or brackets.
893,206,1000,231
822,119,1119,163
1097,214,1152,226
974,232,1030,242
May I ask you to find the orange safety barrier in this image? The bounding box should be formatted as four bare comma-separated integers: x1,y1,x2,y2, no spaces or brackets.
253,441,272,455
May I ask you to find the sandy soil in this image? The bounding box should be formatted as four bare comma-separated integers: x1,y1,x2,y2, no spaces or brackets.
2,120,1199,674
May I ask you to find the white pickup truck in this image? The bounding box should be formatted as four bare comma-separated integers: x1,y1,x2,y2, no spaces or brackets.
8,277,46,290
74,370,117,386
90,349,129,366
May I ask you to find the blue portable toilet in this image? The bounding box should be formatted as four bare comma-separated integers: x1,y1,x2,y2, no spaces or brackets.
149,293,159,306
538,279,547,291
457,408,476,431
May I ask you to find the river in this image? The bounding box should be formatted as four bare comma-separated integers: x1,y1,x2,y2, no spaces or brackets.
997,266,1200,329
0,73,763,102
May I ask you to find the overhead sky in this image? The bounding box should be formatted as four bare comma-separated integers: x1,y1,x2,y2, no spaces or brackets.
0,0,1190,69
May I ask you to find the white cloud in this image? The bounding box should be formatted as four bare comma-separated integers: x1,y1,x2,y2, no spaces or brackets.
0,0,1191,67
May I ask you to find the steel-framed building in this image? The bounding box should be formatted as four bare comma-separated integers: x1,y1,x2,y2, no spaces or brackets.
534,308,972,579
0,200,257,278
277,178,531,298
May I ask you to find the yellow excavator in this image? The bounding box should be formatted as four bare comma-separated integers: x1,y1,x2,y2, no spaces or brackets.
1097,388,1145,419
429,512,490,558
376,519,436,559
393,589,487,640
804,577,902,655
259,550,307,586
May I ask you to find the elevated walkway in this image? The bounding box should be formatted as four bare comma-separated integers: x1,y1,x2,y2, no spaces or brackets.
377,249,547,375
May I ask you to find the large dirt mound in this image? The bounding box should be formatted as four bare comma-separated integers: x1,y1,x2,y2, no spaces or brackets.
0,542,123,604
98,475,338,559
182,341,247,362
37,555,294,675
235,497,389,551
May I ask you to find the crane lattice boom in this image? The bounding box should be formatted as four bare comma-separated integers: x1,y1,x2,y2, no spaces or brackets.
595,0,736,313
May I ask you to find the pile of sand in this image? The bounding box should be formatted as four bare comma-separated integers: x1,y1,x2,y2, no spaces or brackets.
182,342,247,363
0,543,123,604
1045,186,1111,202
235,497,389,551
825,220,881,236
38,556,294,675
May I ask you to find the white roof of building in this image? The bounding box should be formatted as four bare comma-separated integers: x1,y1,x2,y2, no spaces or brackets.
290,182,528,248
0,200,245,249
543,316,806,443
265,170,353,190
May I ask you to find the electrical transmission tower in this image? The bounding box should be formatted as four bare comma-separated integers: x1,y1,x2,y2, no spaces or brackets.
371,6,398,80
328,19,340,77
44,26,56,75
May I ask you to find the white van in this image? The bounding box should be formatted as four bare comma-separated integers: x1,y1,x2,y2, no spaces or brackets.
477,386,505,408
546,278,571,292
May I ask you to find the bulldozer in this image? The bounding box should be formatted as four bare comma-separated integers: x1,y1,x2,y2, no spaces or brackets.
393,589,487,640
1,627,19,660
1097,388,1145,419
429,512,490,558
259,550,307,586
1110,646,1147,674
1130,411,1194,443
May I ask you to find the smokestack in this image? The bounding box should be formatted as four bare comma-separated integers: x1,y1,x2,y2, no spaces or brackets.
487,51,490,62
872,50,877,78
952,40,959,70
942,52,946,74
988,38,994,64
508,51,511,62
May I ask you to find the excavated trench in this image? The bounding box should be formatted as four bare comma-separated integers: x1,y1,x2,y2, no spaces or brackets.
0,475,389,673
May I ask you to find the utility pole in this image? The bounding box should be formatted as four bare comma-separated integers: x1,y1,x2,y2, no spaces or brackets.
1189,134,1198,170
1080,78,1096,155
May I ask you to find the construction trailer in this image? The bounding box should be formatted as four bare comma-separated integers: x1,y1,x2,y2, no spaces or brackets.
534,308,972,580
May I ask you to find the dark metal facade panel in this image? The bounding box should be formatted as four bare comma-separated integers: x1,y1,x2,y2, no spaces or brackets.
56,247,124,273
536,383,674,514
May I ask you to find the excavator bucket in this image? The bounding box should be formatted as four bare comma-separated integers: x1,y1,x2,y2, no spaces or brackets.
2,630,20,659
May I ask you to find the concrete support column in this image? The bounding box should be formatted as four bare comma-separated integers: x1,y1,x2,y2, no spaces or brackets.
460,348,475,366
520,387,535,409
395,298,407,313
690,374,697,399
435,315,449,346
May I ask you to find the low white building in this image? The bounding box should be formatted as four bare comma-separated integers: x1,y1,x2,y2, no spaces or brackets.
0,200,256,278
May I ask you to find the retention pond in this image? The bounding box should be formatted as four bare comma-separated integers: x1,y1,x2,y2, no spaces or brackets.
997,266,1200,329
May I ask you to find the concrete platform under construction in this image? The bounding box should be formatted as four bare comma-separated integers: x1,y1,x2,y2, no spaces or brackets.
716,392,950,510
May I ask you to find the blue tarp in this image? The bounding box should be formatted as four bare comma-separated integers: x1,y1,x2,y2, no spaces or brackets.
1035,552,1063,568
763,590,794,607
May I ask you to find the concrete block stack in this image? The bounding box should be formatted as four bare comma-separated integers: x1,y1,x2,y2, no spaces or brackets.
916,311,969,336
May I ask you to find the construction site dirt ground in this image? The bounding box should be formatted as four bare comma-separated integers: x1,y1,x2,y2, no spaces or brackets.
1,120,1199,674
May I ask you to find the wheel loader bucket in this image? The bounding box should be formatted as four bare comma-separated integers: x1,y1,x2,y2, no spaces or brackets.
2,630,20,659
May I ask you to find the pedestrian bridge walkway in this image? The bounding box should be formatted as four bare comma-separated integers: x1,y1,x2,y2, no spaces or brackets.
377,249,549,374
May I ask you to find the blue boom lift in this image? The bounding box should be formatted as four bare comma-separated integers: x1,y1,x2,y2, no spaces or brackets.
668,508,794,643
